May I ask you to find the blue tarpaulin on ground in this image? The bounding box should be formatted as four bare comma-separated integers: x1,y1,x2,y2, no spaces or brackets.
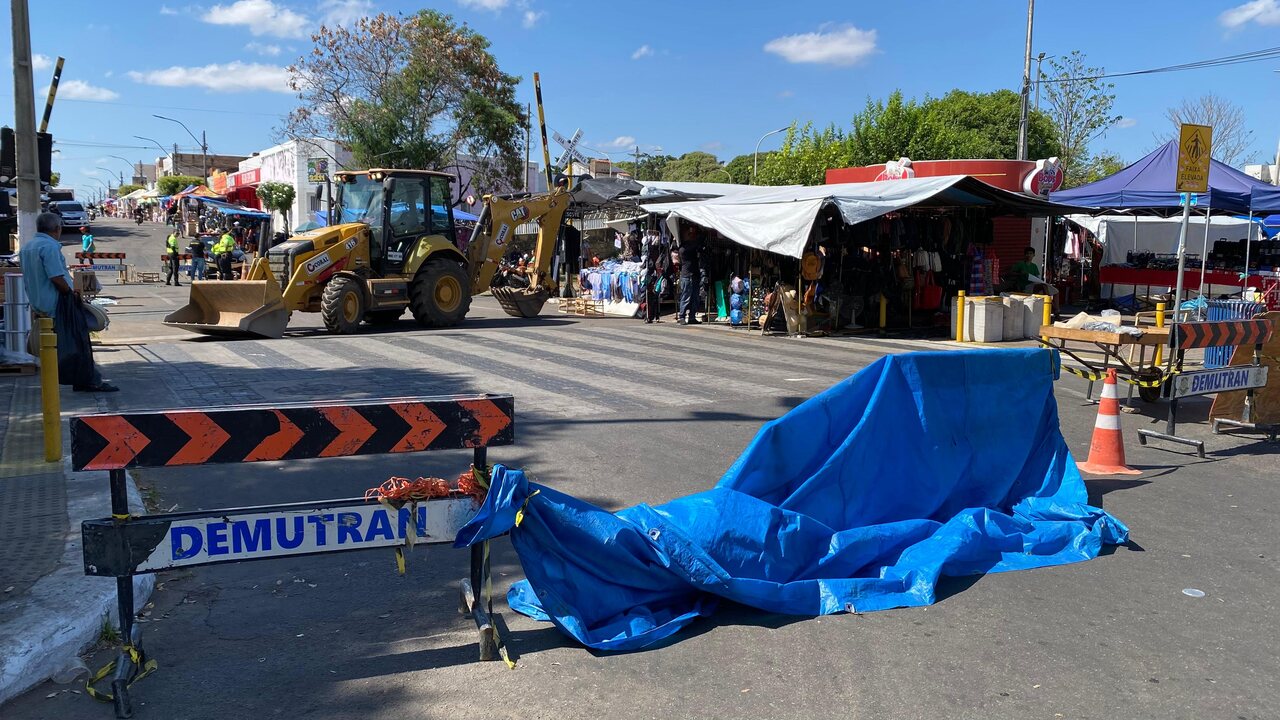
456,348,1129,652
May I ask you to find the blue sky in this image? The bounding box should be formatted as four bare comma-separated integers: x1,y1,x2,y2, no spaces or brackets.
5,0,1280,200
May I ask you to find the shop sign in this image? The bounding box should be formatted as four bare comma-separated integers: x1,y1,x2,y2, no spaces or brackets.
210,171,229,195
1022,157,1063,197
229,168,261,190
307,157,331,183
874,157,916,181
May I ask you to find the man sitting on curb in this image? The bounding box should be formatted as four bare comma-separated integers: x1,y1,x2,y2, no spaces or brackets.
20,212,118,393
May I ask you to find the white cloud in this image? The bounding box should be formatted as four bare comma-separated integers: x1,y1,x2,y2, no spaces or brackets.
459,0,509,9
764,24,877,66
159,4,178,15
203,0,310,38
320,0,372,27
1220,0,1280,27
778,89,794,99
46,79,119,101
104,70,114,77
245,41,283,56
522,9,544,28
127,62,292,94
631,44,653,60
32,54,52,71
1115,117,1138,129
597,136,636,150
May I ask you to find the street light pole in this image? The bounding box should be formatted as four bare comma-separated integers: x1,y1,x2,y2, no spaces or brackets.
153,114,208,178
1016,0,1035,161
134,135,172,175
1034,52,1048,113
753,127,789,184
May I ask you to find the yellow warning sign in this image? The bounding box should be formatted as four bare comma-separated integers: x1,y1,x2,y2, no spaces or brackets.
1175,123,1212,193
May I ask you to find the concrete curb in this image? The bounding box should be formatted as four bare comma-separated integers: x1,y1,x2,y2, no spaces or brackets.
0,434,154,706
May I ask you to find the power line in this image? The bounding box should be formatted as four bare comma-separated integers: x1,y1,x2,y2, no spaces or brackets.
1039,44,1280,84
58,97,285,118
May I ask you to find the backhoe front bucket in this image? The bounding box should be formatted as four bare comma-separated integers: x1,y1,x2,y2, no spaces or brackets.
492,286,549,318
163,278,290,339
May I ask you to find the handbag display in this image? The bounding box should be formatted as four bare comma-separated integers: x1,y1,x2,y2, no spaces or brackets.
913,270,943,311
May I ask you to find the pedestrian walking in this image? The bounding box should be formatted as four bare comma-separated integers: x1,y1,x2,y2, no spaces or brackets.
677,228,701,325
165,230,182,286
188,235,208,280
213,228,236,280
20,212,117,392
80,226,95,254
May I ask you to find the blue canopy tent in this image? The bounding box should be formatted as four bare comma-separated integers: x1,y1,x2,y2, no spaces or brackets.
1052,140,1276,296
201,198,270,218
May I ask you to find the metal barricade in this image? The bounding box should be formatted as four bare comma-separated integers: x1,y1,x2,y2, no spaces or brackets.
1205,300,1266,368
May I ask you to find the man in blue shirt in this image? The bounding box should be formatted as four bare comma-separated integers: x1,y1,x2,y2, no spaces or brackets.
20,212,117,392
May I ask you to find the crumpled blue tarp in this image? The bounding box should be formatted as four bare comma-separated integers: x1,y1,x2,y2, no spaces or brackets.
455,348,1129,652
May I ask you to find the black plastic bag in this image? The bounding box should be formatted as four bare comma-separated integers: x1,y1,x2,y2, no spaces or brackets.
54,293,93,387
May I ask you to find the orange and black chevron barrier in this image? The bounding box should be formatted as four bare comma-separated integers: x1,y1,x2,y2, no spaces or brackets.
1169,319,1272,350
71,396,514,471
73,394,515,717
75,252,128,261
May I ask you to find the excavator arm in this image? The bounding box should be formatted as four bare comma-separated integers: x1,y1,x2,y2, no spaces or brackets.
466,189,571,295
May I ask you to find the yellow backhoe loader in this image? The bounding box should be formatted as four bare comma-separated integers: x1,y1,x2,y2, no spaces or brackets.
163,168,571,339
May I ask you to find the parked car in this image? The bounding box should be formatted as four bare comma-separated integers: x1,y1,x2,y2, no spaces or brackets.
50,200,89,231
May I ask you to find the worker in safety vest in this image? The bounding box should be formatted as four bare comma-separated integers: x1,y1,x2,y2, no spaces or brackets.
165,231,182,286
213,230,236,281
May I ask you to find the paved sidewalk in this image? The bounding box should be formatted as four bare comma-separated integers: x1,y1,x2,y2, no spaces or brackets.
0,372,153,705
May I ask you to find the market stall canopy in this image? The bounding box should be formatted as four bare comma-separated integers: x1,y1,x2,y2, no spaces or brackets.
1248,186,1280,213
202,198,270,218
570,178,791,207
139,188,161,199
121,188,148,200
1066,213,1258,265
1050,140,1268,215
642,175,1089,258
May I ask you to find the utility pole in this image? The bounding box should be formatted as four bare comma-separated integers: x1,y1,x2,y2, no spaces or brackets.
1034,52,1047,113
201,130,207,179
173,143,179,175
1016,0,1035,161
11,0,41,249
634,145,641,181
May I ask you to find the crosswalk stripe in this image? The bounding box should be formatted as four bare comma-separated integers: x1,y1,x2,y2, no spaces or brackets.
276,337,359,370
486,328,805,401
398,333,701,409
325,336,611,418
536,324,872,383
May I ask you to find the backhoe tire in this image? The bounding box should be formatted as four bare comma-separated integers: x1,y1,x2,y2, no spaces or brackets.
364,309,404,325
410,260,472,328
321,276,366,334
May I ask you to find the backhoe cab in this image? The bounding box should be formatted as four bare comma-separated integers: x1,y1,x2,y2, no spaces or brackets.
163,168,570,339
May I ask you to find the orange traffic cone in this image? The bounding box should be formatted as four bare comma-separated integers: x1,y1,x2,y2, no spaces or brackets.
1077,369,1141,476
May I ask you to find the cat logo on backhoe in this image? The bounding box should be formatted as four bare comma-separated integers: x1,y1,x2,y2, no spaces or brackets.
510,206,529,222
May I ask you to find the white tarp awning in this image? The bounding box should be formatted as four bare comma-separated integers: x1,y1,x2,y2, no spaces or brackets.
1065,213,1258,265
641,176,1011,258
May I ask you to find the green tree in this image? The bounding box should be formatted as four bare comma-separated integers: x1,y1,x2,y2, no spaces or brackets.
660,152,728,182
156,175,206,196
757,122,854,186
49,171,60,187
1043,50,1122,186
920,89,1056,160
1073,152,1127,187
614,154,675,182
285,10,527,196
724,153,760,184
256,181,297,229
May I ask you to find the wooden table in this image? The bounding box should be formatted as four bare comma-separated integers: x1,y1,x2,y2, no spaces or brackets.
1037,325,1170,402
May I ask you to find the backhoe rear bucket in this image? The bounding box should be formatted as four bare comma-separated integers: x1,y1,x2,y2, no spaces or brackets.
163,278,290,339
492,286,550,318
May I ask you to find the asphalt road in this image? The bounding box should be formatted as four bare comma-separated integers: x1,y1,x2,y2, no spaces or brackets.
6,217,1278,719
